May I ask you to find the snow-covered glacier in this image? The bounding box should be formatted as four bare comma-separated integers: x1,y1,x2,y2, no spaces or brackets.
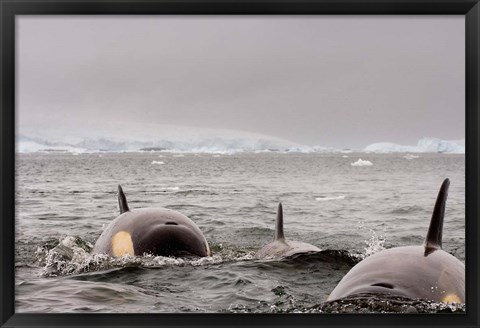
364,138,465,154
16,122,464,154
16,122,314,154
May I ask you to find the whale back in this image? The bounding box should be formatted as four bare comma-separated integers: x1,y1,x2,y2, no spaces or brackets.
256,203,320,259
327,178,464,303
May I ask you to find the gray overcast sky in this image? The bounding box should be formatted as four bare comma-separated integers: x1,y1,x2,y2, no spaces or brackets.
17,16,465,149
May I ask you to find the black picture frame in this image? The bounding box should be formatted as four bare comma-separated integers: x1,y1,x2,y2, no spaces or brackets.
1,0,479,327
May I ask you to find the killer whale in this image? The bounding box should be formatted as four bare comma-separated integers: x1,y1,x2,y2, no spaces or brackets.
327,179,464,304
92,185,210,257
256,203,320,259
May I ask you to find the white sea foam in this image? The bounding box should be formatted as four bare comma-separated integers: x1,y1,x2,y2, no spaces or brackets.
351,159,373,166
151,161,165,165
35,236,255,277
315,195,346,201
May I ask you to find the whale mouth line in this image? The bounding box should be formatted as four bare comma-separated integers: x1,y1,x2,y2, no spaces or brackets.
371,283,394,289
165,222,179,225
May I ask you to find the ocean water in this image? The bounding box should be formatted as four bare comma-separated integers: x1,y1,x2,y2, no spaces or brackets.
15,152,465,313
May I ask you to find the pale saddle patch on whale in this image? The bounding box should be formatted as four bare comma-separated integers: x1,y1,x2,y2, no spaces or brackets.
327,178,465,304
256,203,320,259
111,231,134,257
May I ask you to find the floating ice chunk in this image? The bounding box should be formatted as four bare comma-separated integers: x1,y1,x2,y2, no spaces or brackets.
403,154,419,160
315,195,346,201
151,160,165,165
351,158,373,166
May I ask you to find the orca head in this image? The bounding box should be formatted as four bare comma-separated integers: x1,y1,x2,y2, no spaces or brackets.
115,185,210,257
134,223,210,257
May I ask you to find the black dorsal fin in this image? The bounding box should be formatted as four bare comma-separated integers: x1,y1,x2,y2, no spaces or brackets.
118,185,130,214
424,178,450,254
275,203,285,240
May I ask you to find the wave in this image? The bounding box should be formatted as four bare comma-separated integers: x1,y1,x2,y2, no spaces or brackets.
34,236,257,277
315,195,346,202
308,293,465,314
225,293,465,314
34,235,366,278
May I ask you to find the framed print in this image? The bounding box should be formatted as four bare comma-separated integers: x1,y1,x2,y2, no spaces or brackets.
1,0,479,327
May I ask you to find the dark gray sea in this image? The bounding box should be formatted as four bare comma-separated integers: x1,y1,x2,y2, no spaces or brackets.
15,152,465,313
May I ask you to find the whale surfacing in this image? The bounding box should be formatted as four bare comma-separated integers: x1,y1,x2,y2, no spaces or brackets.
327,179,464,304
92,185,210,258
256,203,320,259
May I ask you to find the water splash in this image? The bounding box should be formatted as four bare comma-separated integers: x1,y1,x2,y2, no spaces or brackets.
352,222,387,260
35,236,256,277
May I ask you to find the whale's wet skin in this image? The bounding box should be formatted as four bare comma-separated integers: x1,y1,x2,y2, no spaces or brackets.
15,153,465,313
92,185,210,258
327,179,465,303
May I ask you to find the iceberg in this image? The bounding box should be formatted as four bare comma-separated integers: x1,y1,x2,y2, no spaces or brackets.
364,138,464,154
